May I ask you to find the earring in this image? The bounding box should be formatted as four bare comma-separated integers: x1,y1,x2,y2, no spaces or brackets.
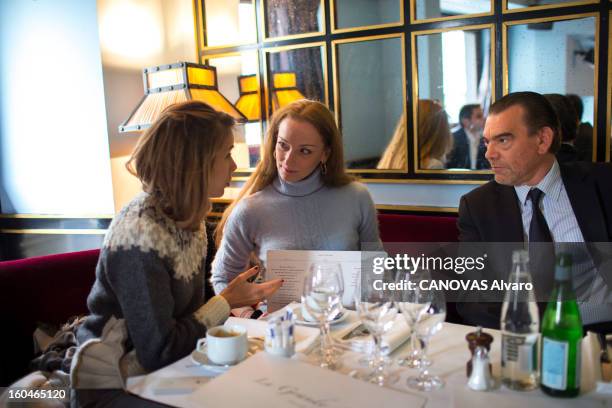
320,162,327,175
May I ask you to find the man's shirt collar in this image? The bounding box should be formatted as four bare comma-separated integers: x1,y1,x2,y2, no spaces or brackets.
514,159,562,206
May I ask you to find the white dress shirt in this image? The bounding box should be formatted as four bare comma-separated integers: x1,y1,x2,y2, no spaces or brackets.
465,128,481,170
514,160,611,324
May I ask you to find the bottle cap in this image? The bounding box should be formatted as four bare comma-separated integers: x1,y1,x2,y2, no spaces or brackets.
512,249,529,264
555,253,572,281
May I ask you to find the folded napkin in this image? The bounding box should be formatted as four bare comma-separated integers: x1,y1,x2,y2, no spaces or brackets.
333,315,410,356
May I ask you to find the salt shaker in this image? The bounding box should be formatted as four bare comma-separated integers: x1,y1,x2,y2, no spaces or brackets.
465,326,493,377
467,346,494,391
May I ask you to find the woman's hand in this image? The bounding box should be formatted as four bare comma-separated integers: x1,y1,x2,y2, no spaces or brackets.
220,266,283,309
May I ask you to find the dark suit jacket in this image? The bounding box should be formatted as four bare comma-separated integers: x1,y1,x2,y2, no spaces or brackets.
556,143,579,163
446,128,489,170
456,161,612,328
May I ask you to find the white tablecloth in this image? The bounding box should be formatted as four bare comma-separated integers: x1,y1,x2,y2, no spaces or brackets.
127,314,610,407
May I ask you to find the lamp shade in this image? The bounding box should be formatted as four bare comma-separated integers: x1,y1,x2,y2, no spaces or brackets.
119,62,246,132
234,74,260,122
271,71,305,112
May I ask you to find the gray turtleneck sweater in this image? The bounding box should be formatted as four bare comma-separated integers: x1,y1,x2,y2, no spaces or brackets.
211,170,382,293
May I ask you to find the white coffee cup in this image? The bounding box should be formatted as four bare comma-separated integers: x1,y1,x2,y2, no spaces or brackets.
198,324,247,365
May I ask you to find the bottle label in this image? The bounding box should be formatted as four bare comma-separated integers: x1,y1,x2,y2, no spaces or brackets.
502,333,538,372
542,337,568,390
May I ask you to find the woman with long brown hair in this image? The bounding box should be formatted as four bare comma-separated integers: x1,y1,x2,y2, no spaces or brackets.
71,101,282,406
211,99,381,300
418,99,453,169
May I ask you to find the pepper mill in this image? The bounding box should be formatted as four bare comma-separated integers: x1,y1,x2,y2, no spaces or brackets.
465,326,493,377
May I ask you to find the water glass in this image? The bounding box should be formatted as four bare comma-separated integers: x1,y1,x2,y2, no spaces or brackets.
301,262,344,369
395,268,432,368
406,288,446,391
354,271,399,386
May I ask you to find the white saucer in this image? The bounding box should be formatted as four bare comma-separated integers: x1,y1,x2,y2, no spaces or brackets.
190,338,263,372
294,309,348,327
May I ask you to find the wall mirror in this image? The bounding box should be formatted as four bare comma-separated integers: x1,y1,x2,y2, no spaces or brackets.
506,15,597,161
207,52,262,169
333,0,402,31
203,0,257,48
412,0,492,22
264,44,327,118
334,35,405,171
264,0,324,39
413,25,494,172
505,0,597,12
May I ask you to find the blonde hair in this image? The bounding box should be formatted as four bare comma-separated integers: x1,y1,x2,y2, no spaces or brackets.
215,99,352,245
418,99,453,168
377,113,407,169
126,101,235,231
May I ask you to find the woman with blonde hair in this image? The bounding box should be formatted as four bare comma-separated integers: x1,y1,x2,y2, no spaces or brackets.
377,112,407,170
418,99,453,169
71,101,282,407
212,99,381,300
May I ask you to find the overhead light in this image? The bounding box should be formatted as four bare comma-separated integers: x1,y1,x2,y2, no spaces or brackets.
119,61,246,132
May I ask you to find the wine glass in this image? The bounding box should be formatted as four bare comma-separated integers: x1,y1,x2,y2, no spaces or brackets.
301,262,344,369
353,271,399,386
406,288,446,391
395,268,432,368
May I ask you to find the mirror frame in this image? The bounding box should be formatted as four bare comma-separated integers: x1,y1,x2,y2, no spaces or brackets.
503,12,600,162
261,0,326,42
503,0,599,14
262,42,329,121
409,0,493,24
332,33,407,174
203,50,263,172
196,0,612,183
198,0,258,51
331,0,405,34
411,23,496,175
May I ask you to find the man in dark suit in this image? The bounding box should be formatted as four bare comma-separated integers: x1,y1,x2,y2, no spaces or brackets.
567,93,594,161
446,104,489,170
457,91,612,329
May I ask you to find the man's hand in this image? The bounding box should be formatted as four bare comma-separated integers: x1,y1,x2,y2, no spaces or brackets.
220,266,283,308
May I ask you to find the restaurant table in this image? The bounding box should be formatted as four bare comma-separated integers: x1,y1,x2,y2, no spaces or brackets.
127,312,611,407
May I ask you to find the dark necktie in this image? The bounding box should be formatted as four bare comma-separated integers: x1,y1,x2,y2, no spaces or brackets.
527,188,554,303
527,188,552,243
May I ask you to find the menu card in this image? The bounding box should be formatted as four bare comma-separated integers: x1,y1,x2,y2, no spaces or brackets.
188,352,426,408
266,250,383,312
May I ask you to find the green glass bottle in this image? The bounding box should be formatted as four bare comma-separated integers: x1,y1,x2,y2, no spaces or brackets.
541,253,583,398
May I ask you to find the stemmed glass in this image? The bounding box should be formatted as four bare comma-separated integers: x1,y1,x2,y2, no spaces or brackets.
301,262,344,369
406,288,446,391
353,271,399,386
395,268,432,368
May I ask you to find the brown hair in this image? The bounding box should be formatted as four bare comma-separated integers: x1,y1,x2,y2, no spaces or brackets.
489,91,561,153
126,101,235,231
215,99,352,245
544,93,577,143
418,99,453,168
